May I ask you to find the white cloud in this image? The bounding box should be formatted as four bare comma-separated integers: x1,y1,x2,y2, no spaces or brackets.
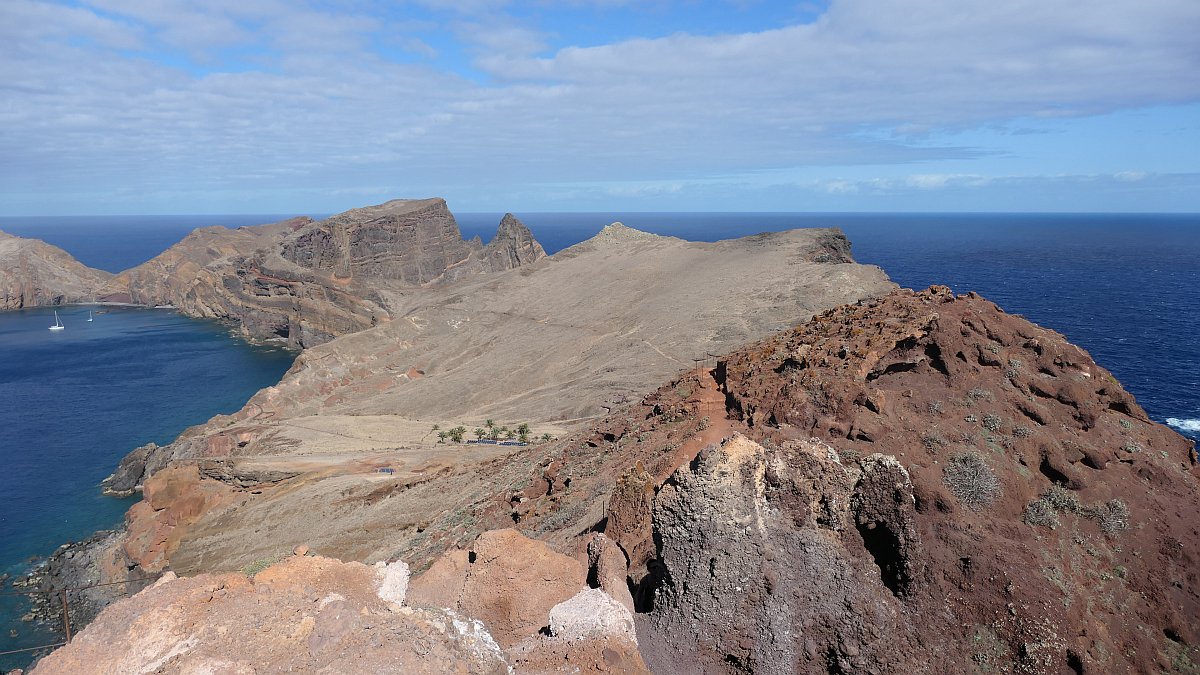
1113,170,1147,182
0,0,1197,213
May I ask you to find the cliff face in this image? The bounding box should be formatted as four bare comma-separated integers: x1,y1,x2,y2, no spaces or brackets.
280,198,474,283
99,217,310,308
98,200,546,347
0,230,113,309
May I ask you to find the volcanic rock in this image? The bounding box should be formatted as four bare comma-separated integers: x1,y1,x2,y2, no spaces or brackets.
99,442,158,496
408,529,587,648
0,229,112,309
641,434,917,673
29,555,509,674
549,588,637,643
509,286,1199,674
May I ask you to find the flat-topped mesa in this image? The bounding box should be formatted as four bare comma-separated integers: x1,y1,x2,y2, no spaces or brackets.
0,229,113,309
281,198,475,284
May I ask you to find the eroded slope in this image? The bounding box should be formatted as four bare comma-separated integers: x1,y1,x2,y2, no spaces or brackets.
0,230,113,309
81,224,890,584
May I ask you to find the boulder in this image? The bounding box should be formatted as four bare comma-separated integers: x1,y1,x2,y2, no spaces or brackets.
407,529,586,648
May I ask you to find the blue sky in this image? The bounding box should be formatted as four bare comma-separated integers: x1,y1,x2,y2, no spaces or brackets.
1,0,1197,215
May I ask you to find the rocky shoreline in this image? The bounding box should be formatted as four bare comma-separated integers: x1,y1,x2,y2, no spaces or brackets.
6,530,155,646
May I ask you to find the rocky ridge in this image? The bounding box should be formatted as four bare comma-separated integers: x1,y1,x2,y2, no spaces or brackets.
98,199,545,347
0,230,113,310
497,286,1199,674
24,286,1200,673
17,202,1197,673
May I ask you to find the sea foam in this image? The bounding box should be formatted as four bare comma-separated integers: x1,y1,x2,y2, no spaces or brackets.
1165,418,1200,433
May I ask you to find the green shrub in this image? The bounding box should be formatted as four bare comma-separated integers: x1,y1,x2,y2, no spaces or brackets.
243,553,285,577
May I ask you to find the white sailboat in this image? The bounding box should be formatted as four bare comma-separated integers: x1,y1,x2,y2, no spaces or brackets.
49,310,65,331
87,310,93,322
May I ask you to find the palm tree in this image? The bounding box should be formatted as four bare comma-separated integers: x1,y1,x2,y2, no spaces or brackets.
504,429,516,441
437,430,447,444
540,433,553,442
449,426,466,443
517,423,530,443
473,428,486,441
485,419,495,430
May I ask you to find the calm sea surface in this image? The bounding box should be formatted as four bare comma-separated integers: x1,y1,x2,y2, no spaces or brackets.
0,306,294,664
0,211,1196,666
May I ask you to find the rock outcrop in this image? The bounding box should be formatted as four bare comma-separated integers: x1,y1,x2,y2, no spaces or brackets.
0,230,113,309
643,434,917,673
32,534,647,674
479,212,547,272
30,555,511,674
98,199,547,347
506,286,1199,674
408,528,586,648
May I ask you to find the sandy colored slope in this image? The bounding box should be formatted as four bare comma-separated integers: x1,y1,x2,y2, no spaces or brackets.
251,225,892,426
112,224,892,575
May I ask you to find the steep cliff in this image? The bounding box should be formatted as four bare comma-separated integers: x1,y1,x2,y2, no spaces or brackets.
0,230,113,309
98,199,546,347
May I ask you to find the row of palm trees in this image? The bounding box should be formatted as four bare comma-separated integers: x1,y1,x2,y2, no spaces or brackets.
430,419,552,445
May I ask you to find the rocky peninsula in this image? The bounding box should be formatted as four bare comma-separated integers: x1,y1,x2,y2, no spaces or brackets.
0,230,112,309
5,202,1197,674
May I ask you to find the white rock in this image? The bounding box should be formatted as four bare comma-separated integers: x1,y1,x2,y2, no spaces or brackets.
374,560,410,606
548,588,637,644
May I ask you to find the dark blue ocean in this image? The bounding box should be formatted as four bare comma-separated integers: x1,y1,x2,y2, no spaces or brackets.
0,211,1196,666
0,214,300,666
